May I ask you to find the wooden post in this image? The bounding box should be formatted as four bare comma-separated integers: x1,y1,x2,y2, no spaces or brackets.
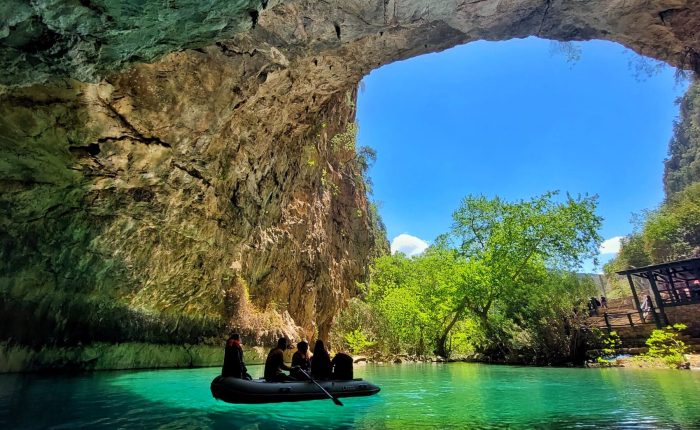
627,274,644,322
604,312,612,332
650,303,662,329
664,268,681,303
647,271,669,326
627,313,635,327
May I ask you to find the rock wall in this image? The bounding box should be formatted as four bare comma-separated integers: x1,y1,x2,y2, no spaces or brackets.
2,0,699,89
2,0,700,366
0,34,375,348
665,303,700,336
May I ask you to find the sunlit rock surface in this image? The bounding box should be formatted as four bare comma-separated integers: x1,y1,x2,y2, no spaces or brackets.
1,0,700,370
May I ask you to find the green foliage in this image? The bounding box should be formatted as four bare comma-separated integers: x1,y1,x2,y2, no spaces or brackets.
664,80,700,196
606,80,700,280
643,183,700,261
595,330,622,366
302,143,318,169
344,329,375,355
330,298,386,354
606,233,651,273
364,252,441,355
356,146,376,175
639,324,690,369
325,120,386,258
605,184,700,301
345,90,356,109
603,231,652,297
335,192,601,363
320,168,340,196
367,202,390,258
437,192,601,357
607,183,700,271
355,145,376,194
331,123,358,152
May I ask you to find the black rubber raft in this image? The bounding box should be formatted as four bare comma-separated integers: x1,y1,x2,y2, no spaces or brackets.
210,376,381,404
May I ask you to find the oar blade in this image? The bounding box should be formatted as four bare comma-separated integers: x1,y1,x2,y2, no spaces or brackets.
298,368,344,407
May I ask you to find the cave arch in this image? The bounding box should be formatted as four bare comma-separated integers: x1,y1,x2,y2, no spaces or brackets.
1,1,699,357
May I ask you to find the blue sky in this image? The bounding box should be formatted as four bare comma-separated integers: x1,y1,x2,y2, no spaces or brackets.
356,37,688,273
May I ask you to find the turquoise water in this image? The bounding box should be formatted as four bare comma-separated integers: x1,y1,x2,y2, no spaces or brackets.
2,364,700,429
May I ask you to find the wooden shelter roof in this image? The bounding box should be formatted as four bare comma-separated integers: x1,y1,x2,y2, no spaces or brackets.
616,257,700,281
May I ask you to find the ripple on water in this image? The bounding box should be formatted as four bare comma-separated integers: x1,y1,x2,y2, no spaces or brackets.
1,364,700,429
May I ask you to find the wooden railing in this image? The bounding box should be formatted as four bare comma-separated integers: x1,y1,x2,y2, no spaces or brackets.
597,306,661,331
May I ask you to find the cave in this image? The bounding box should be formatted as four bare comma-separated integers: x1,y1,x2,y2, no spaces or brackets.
1,1,699,363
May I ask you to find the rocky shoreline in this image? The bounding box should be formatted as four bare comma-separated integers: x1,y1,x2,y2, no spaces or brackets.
4,343,699,374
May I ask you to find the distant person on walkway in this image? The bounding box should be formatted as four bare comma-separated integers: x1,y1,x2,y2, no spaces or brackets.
331,352,354,380
692,280,700,300
222,332,251,379
264,337,295,382
641,295,653,321
311,340,332,380
589,297,601,316
291,341,311,380
600,296,608,309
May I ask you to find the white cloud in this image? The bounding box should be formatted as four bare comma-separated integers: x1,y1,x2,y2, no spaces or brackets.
599,236,623,255
391,233,429,257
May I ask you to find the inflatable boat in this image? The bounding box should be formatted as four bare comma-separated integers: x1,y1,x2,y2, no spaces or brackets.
210,375,381,404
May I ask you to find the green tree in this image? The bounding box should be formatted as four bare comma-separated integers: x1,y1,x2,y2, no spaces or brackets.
431,192,602,357
364,252,446,355
354,248,477,357
338,192,601,362
603,232,651,294
643,183,700,261
664,79,700,196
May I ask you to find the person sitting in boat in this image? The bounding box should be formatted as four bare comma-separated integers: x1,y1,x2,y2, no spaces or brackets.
264,337,295,382
331,352,353,380
222,332,251,380
310,340,332,380
291,341,311,380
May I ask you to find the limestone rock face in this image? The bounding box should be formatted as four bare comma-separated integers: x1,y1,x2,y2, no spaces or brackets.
2,0,699,88
0,39,374,346
0,0,261,85
1,0,700,353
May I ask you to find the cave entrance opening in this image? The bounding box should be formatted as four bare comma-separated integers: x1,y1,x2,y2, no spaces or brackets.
355,36,689,273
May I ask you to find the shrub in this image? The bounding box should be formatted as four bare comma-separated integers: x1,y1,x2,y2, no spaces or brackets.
639,324,690,369
596,330,622,366
344,329,375,355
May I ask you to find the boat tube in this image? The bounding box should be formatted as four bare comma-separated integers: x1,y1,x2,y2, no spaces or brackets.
210,376,381,404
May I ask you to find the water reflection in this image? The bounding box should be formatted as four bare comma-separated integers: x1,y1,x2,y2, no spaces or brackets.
1,364,700,429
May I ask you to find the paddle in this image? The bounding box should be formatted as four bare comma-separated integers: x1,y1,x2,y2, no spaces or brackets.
298,368,343,406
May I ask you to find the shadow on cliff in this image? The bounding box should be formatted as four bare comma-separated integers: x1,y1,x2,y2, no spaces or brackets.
0,94,225,359
0,82,237,356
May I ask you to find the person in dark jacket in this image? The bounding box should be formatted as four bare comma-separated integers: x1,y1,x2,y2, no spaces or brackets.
331,352,354,380
310,340,332,380
291,341,311,380
264,337,295,382
222,333,251,379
